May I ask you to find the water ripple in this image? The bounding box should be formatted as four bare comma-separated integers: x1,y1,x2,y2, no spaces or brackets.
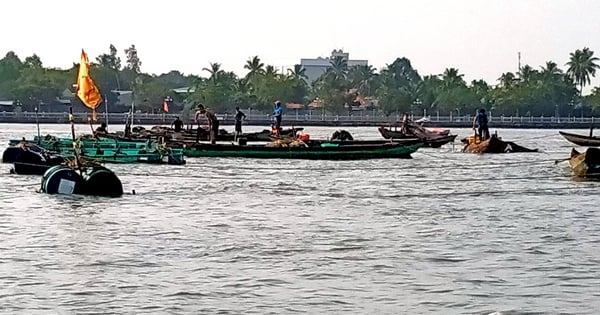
1,125,600,313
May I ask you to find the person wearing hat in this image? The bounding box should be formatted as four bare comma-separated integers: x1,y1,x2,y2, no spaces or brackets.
272,101,283,135
234,106,247,140
195,104,220,144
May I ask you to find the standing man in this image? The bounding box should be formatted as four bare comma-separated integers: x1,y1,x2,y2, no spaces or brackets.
195,104,220,144
472,108,489,140
234,107,247,141
171,116,184,132
273,101,283,134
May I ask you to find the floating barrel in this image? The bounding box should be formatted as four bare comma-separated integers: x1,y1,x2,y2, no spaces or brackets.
81,166,123,197
41,165,85,195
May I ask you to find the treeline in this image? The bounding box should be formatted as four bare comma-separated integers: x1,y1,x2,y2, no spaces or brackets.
1,44,600,117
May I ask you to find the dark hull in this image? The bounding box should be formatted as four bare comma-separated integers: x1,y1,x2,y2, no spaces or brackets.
13,161,56,175
3,144,65,175
559,131,600,146
378,127,456,148
184,142,422,159
462,135,538,153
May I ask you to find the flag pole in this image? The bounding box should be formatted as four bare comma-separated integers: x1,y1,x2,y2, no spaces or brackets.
34,106,41,144
69,107,83,172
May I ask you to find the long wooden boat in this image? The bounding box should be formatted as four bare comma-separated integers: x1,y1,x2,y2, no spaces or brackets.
569,147,600,178
462,135,538,153
105,126,303,143
378,126,457,148
8,135,185,165
183,140,422,159
559,131,600,147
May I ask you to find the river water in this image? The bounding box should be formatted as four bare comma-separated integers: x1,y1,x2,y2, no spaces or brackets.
0,123,599,314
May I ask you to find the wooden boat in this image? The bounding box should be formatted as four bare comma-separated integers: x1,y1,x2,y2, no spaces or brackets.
183,139,422,159
2,143,66,175
462,134,538,153
9,135,185,165
106,126,304,143
559,130,600,146
568,148,600,178
378,126,456,148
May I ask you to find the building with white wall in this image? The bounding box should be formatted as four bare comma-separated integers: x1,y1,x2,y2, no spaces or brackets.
300,49,368,83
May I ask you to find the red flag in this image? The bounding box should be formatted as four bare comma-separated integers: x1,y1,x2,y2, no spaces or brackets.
163,101,169,113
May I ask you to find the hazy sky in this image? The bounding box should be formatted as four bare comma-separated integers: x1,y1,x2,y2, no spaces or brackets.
3,0,600,91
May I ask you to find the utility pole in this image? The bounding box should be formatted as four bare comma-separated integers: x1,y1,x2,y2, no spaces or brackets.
518,52,521,72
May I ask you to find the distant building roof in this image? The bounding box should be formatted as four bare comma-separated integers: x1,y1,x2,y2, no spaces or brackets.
300,49,368,83
172,87,195,94
111,90,133,95
286,103,304,109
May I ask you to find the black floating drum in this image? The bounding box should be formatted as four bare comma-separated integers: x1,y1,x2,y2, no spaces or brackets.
81,166,123,197
41,165,85,195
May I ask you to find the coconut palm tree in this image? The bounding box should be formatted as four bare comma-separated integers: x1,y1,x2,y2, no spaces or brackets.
517,64,537,83
287,64,307,80
541,61,562,76
264,65,279,78
244,56,265,78
441,68,465,88
566,47,600,95
498,72,516,88
348,64,377,96
202,62,224,84
329,56,348,80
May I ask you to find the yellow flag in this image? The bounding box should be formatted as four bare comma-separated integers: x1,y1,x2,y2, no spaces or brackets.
76,49,102,120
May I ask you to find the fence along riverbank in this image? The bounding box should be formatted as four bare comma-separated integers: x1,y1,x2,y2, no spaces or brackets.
0,111,599,129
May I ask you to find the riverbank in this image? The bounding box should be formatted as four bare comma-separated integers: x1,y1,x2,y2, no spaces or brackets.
1,112,598,129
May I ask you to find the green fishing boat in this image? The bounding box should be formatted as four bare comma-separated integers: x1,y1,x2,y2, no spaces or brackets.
9,135,185,165
183,140,422,159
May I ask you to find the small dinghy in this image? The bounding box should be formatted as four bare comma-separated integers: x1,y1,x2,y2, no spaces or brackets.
461,134,538,153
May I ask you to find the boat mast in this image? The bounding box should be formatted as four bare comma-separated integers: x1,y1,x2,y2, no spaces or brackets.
104,94,109,129
34,105,41,144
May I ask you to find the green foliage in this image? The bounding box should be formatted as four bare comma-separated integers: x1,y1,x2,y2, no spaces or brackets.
567,47,600,95
0,48,598,117
11,67,64,105
584,87,600,113
124,44,142,73
156,70,193,88
374,58,421,115
96,44,122,71
24,54,43,69
312,71,352,113
188,64,238,112
135,77,172,113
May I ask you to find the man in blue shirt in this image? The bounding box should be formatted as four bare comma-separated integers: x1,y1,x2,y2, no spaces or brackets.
272,101,283,134
472,108,489,140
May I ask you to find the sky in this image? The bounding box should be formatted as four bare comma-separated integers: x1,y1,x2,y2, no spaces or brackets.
3,0,600,93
